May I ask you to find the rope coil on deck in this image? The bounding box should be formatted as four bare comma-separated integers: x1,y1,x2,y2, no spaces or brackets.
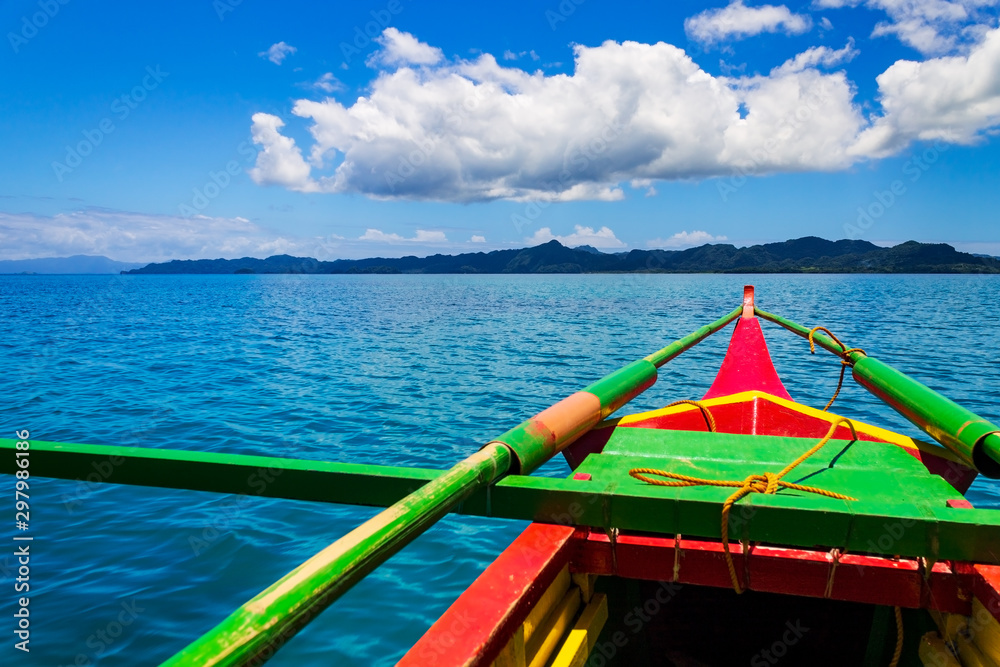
629,412,860,595
807,326,867,411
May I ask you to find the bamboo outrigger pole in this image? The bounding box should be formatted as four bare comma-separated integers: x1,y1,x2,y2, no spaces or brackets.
162,308,744,666
755,307,1000,477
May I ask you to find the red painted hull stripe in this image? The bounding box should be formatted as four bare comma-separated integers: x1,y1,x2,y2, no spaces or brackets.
973,564,1000,623
572,531,970,615
397,523,577,667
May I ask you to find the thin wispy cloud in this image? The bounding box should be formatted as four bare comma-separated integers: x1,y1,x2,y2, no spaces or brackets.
259,41,297,65
0,210,496,262
815,0,999,54
503,49,541,61
313,72,345,93
359,228,448,243
773,39,859,73
0,209,322,262
685,1,812,44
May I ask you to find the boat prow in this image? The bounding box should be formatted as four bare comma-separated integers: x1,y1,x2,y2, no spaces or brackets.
404,285,999,667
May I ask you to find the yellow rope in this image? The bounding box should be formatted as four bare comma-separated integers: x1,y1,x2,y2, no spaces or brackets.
665,400,717,432
889,606,903,667
807,326,867,411
629,417,860,594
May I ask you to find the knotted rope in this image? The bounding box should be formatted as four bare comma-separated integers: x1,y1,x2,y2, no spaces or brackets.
807,326,867,411
629,415,859,594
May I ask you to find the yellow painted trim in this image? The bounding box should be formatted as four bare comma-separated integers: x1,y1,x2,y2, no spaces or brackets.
930,609,968,645
958,633,999,667
571,572,598,604
972,599,1000,664
523,565,570,645
547,631,587,667
525,588,581,667
547,593,610,667
492,625,526,667
919,632,962,667
576,593,609,655
616,390,965,464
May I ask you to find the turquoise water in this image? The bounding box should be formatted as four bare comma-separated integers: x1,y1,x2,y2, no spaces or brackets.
3,273,999,666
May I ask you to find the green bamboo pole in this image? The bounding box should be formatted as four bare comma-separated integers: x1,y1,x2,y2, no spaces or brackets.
163,306,743,666
644,307,743,368
163,444,511,667
755,307,1000,476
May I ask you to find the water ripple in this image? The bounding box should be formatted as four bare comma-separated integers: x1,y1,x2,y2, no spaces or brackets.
2,274,999,665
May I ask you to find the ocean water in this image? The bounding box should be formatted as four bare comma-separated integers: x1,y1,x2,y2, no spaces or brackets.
2,273,999,666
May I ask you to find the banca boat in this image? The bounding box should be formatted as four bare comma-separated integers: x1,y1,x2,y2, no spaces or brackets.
5,286,1000,666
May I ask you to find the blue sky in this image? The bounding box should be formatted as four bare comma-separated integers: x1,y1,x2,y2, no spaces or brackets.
2,0,999,261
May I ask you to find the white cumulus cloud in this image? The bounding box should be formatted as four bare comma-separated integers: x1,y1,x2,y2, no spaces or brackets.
685,1,812,44
248,113,315,191
527,225,627,249
246,24,1000,201
247,30,866,201
368,27,443,67
470,235,486,242
259,41,297,65
851,26,1000,157
647,231,730,248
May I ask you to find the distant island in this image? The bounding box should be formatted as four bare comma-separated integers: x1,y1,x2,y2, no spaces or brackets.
0,255,145,274
124,238,1000,275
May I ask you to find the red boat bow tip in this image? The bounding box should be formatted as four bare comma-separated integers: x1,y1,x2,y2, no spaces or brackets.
703,285,792,401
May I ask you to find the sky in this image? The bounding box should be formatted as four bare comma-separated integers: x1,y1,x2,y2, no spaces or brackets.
2,0,999,262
